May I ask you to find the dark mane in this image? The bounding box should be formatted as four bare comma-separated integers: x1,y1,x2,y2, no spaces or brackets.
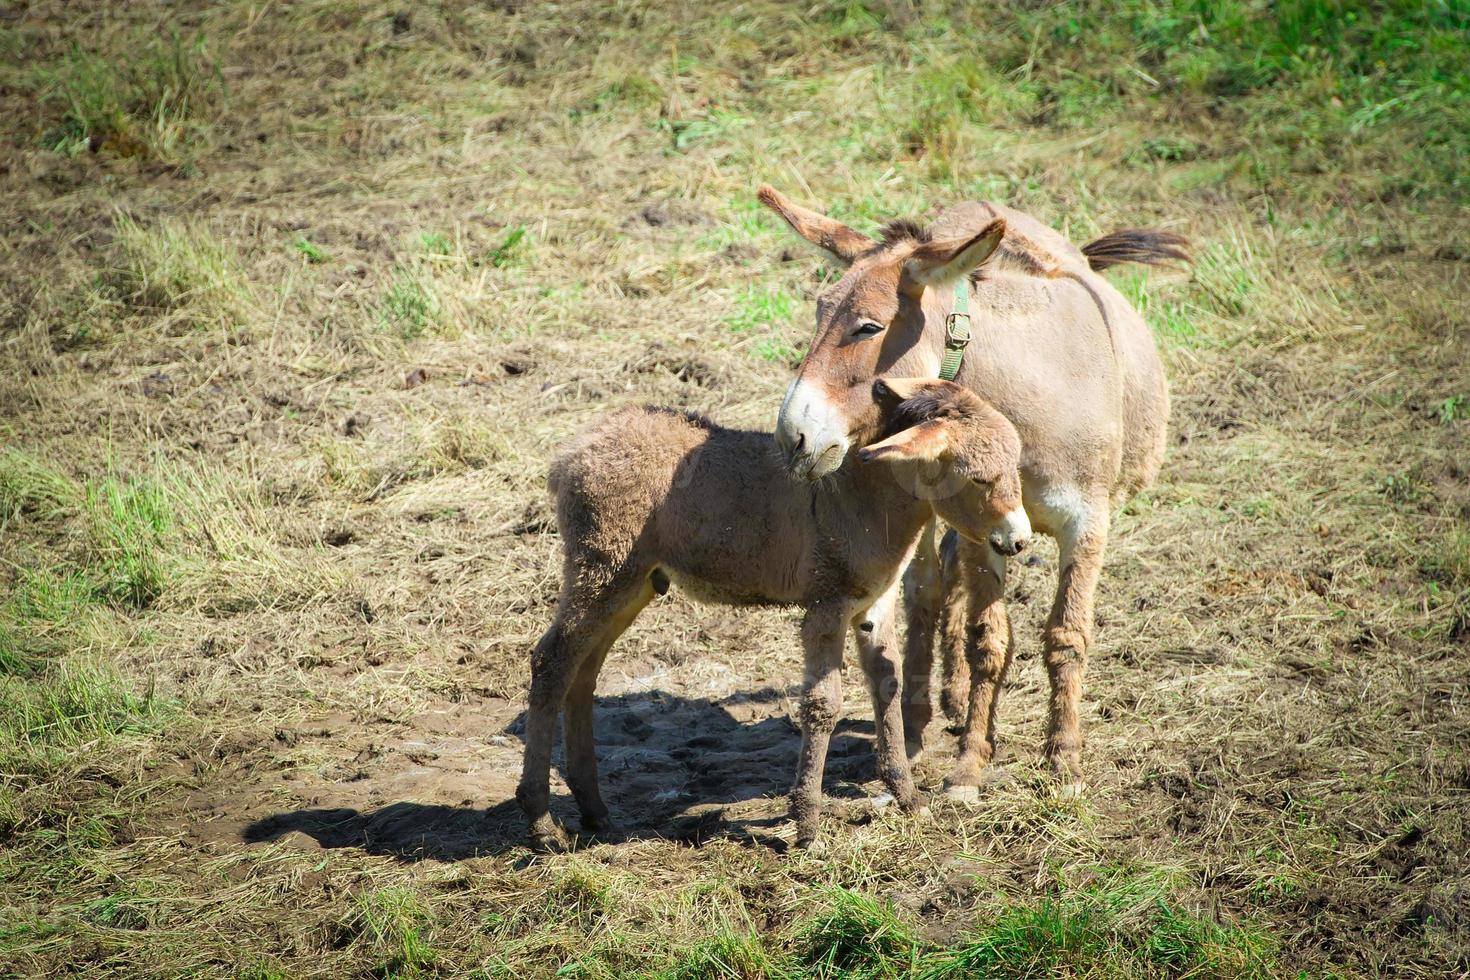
875,218,930,249
879,384,982,437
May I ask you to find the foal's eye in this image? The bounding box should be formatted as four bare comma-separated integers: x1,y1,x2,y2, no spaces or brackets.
852,319,885,339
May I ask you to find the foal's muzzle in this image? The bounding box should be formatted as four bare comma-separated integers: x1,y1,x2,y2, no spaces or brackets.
987,505,1032,557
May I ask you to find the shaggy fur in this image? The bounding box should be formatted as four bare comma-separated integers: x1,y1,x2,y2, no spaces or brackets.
516,381,1028,849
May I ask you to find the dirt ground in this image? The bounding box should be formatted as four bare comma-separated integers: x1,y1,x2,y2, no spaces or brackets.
2,2,1468,977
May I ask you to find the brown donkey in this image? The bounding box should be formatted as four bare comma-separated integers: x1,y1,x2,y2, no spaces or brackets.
516,380,1027,849
759,185,1187,797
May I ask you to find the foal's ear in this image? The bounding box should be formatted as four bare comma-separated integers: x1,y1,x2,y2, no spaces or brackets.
903,218,1006,288
874,377,963,404
858,420,951,463
758,184,874,265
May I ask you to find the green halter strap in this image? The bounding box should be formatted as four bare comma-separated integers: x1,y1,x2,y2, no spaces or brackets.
938,279,971,381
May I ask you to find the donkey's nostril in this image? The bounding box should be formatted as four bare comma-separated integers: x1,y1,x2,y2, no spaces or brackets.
1013,537,1027,553
793,433,806,453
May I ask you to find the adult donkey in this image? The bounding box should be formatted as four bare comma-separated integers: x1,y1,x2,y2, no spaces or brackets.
759,186,1186,797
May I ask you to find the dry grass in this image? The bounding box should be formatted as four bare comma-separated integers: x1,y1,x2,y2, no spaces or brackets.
1,1,1467,977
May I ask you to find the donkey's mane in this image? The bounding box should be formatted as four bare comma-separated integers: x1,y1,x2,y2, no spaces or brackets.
869,217,1061,281
875,219,931,248
871,215,1191,279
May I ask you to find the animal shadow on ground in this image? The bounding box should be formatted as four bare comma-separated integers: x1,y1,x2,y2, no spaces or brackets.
242,688,880,861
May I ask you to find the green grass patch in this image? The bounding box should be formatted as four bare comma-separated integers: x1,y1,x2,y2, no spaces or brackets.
292,236,328,263
488,225,528,268
794,888,918,979
888,50,1031,173
110,214,251,329
0,447,79,528
1436,394,1469,424
1420,526,1470,641
1115,232,1269,349
1116,271,1197,348
542,862,615,930
381,267,440,339
84,474,173,609
698,198,782,253
657,109,749,152
929,870,1275,979
659,930,776,980
38,33,222,162
338,887,436,976
0,657,165,764
418,231,452,256
0,570,96,675
725,284,796,335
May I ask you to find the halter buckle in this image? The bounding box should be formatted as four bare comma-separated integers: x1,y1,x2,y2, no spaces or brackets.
945,311,971,346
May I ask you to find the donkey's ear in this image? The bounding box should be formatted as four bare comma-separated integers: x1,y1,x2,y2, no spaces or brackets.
858,420,951,464
903,218,1006,288
758,185,874,265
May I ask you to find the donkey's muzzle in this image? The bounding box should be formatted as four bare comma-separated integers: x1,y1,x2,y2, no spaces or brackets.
989,534,1027,557
776,378,850,481
988,505,1032,557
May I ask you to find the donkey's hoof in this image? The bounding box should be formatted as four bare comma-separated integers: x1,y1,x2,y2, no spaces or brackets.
526,814,572,852
1052,779,1086,801
580,818,629,843
943,783,980,803
792,819,827,853
528,828,571,853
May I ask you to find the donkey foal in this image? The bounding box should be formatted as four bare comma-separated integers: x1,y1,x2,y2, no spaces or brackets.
516,379,1028,849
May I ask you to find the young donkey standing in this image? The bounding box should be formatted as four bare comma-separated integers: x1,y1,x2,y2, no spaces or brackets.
760,186,1187,796
516,380,1029,848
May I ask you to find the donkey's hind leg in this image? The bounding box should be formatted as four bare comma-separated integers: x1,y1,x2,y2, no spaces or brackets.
515,568,651,849
561,574,656,837
1043,507,1109,788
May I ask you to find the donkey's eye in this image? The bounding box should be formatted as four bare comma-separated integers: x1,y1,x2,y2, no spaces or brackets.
852,319,885,339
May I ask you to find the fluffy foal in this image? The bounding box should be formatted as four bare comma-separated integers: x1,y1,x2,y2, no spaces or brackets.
516,379,1028,848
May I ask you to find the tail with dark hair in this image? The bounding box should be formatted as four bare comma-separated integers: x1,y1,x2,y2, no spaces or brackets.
1081,228,1191,271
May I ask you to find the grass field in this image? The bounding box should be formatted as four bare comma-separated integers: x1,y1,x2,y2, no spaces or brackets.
1,1,1467,976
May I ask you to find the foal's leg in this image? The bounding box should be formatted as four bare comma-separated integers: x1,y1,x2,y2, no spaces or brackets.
561,577,655,836
944,538,1014,801
790,603,847,848
1044,509,1109,786
854,580,919,812
934,529,970,725
515,570,648,848
516,612,586,849
899,520,941,761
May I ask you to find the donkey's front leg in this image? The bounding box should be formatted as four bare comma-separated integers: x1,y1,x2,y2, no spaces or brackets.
945,537,1013,800
1043,512,1109,787
899,520,941,762
935,528,970,725
790,604,846,848
855,581,920,813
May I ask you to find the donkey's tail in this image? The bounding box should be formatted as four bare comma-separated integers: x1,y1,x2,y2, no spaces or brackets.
1081,228,1191,271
